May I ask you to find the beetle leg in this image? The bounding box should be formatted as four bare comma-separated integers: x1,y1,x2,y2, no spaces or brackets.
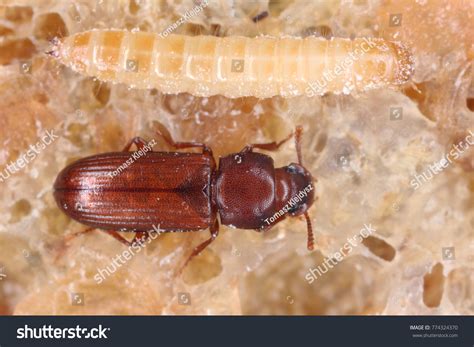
180,219,219,271
54,227,97,262
64,227,96,244
156,125,213,156
122,137,149,152
103,230,149,246
65,228,149,247
240,129,294,153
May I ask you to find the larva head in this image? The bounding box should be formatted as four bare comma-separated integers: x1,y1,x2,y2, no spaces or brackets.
274,126,315,250
47,32,92,74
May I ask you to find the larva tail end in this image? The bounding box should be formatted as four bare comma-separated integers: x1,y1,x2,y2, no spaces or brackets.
391,41,415,85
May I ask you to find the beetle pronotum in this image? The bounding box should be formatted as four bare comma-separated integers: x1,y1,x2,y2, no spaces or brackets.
50,30,414,98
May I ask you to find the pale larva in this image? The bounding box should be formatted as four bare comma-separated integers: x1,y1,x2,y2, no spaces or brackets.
51,30,414,98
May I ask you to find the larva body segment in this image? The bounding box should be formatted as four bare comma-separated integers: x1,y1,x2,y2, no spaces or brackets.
54,30,414,98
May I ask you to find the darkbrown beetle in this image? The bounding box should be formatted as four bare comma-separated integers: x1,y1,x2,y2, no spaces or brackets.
54,126,316,267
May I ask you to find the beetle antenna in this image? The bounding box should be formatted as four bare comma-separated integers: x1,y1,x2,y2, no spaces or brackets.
295,126,303,165
296,126,314,250
304,211,314,251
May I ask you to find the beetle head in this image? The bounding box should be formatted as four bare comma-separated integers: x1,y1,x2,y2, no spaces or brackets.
275,163,315,217
274,126,316,251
